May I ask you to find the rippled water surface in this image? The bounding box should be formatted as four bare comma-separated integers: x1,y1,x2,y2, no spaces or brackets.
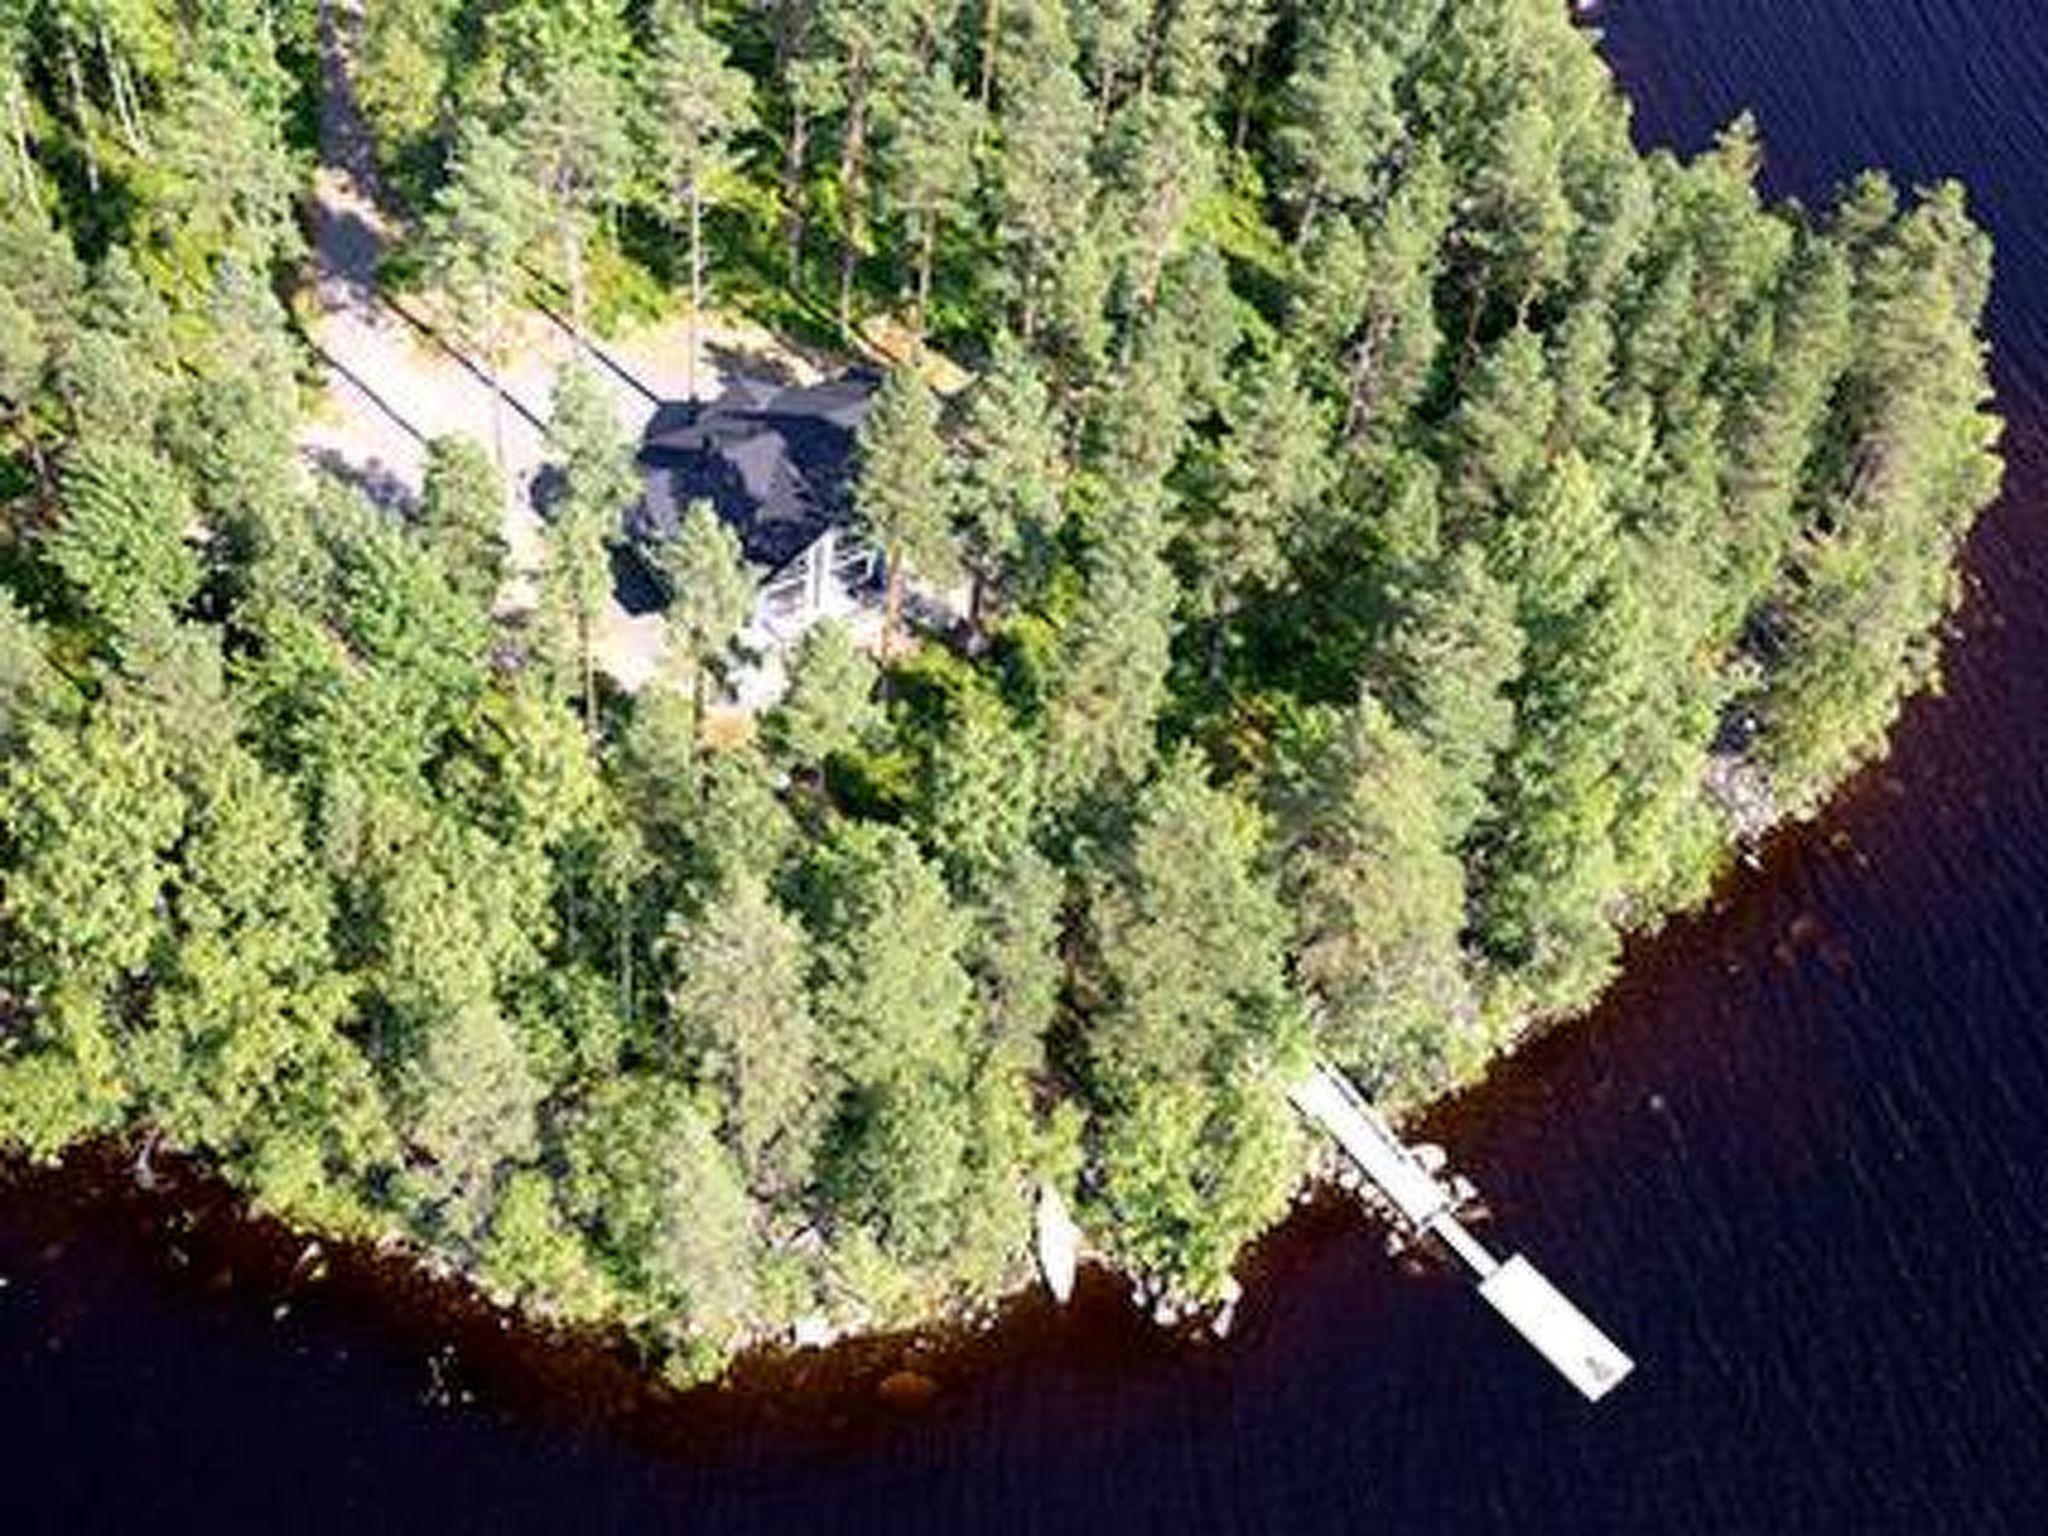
6,3,2048,1530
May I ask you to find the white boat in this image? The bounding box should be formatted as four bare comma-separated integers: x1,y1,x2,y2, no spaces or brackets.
1034,1182,1081,1304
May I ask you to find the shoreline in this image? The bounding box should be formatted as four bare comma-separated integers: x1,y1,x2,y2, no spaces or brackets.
0,770,1841,1446
8,1,2048,1525
0,1133,1351,1455
0,0,2014,1456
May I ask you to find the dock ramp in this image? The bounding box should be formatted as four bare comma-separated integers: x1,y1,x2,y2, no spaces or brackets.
1287,1066,1452,1229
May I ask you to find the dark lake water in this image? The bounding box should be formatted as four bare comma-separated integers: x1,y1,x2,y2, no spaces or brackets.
7,2,2048,1530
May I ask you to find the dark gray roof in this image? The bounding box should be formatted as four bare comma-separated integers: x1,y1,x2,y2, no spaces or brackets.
632,372,878,572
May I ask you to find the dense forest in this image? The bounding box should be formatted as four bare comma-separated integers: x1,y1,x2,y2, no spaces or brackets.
0,0,2001,1378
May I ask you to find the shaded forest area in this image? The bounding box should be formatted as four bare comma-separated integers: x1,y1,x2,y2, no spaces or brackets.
0,0,2001,1378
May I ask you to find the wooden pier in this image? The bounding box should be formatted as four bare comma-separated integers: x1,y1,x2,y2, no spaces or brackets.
1289,1063,1634,1403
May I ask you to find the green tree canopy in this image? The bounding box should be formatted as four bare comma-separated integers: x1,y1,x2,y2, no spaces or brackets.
542,362,635,729
761,618,880,772
853,364,956,656
653,498,752,729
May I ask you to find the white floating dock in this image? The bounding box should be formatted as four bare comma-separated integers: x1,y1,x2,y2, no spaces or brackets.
1289,1063,1635,1403
1478,1255,1634,1402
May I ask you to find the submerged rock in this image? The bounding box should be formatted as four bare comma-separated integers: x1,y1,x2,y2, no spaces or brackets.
1210,1277,1244,1339
876,1369,940,1409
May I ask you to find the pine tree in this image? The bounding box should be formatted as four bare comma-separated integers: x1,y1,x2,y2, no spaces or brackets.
1039,481,1177,812
1269,698,1475,1100
426,121,541,484
1079,750,1305,1297
1296,144,1453,440
418,436,509,613
50,438,202,638
357,0,463,175
638,1,754,399
878,64,980,343
914,683,1041,892
816,0,920,337
560,1073,759,1340
761,618,880,771
1273,25,1397,246
139,736,357,1156
1719,232,1855,626
801,821,977,1259
59,251,172,444
151,56,300,282
495,0,635,336
1072,0,1149,119
1377,542,1524,842
1081,750,1292,1099
1758,181,2001,807
1103,93,1214,318
481,1169,613,1323
652,499,752,736
950,336,1064,628
666,871,824,1197
164,264,301,550
801,821,972,1087
1179,352,1335,654
992,30,1094,346
853,365,955,657
543,363,636,731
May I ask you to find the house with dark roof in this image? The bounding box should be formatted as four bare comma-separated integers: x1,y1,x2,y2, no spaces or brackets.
630,373,883,666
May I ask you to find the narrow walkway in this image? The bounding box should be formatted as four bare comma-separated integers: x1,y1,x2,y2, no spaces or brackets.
1289,1063,1634,1401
